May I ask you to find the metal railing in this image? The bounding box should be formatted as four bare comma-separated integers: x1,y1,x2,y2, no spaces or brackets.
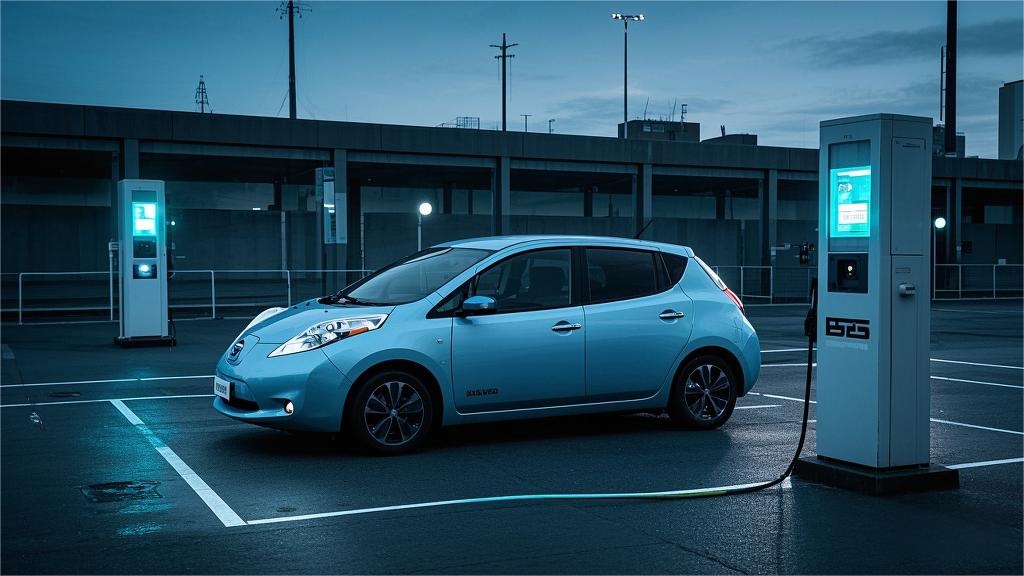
4,269,372,324
934,264,1024,299
4,263,1021,323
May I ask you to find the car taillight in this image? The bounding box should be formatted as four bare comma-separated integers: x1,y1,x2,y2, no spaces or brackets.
724,287,745,315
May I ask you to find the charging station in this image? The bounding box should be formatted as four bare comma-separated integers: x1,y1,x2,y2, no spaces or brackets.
794,114,958,493
116,179,175,347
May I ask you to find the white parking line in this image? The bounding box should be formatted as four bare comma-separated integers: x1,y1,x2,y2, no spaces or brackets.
930,419,1023,436
1,394,214,409
931,376,1023,390
931,358,1023,370
0,375,214,388
735,404,783,410
748,392,816,404
762,363,817,368
947,457,1024,470
109,399,245,527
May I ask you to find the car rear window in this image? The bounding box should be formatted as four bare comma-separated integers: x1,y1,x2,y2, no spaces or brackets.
586,248,660,304
660,252,688,286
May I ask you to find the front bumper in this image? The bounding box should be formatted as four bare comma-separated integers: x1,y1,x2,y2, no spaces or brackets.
214,342,352,432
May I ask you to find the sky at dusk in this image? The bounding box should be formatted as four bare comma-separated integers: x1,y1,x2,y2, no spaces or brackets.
1,1,1021,157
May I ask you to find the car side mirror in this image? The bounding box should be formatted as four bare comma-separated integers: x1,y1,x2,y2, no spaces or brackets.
461,295,497,316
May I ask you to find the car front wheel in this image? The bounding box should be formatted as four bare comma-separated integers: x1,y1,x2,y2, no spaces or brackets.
669,355,737,429
348,370,434,455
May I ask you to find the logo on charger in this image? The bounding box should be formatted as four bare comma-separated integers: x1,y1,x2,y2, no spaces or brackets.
825,317,870,340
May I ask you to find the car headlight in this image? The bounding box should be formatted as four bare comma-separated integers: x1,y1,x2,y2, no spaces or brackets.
268,314,387,357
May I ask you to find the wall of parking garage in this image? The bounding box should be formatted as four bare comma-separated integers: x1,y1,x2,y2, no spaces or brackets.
1,100,1020,310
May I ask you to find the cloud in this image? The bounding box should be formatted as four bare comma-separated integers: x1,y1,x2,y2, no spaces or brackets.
782,19,1022,68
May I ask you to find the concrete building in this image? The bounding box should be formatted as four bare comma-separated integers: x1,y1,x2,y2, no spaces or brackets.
618,119,699,142
999,80,1023,161
1,99,1020,316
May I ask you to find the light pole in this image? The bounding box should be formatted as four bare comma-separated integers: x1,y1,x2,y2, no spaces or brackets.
933,216,947,299
521,114,531,132
417,202,433,251
548,118,556,134
611,12,644,139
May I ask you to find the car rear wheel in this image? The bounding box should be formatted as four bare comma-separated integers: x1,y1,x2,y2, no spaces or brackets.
348,370,434,455
668,355,737,429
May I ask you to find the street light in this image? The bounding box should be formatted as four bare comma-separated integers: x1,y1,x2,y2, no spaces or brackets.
611,12,644,139
417,202,433,251
548,118,556,134
933,216,947,299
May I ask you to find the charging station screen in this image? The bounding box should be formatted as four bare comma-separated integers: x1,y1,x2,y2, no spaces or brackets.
132,202,157,236
829,166,871,238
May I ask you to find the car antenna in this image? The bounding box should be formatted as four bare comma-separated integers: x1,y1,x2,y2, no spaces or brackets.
634,218,654,239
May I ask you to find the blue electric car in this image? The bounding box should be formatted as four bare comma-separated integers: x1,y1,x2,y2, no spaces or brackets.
214,235,760,454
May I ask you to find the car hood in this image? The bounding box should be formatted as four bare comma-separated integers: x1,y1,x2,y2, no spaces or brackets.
244,299,396,344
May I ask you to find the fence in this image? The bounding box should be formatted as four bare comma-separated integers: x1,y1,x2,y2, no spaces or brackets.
3,269,371,325
3,263,1021,324
934,264,1024,299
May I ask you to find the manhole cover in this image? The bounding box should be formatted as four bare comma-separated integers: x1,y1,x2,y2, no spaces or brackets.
48,391,81,398
81,481,162,503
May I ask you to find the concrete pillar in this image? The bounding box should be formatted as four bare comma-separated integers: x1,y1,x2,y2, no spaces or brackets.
492,156,510,234
952,177,962,264
442,183,453,215
633,163,652,238
760,170,778,266
120,138,139,180
583,186,594,218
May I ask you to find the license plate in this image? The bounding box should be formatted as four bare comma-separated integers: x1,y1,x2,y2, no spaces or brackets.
214,376,232,401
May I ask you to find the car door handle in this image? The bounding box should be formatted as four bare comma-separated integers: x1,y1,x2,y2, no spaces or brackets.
551,322,583,332
659,310,686,320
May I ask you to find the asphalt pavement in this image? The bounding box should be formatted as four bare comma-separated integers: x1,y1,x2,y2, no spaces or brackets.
1,300,1021,574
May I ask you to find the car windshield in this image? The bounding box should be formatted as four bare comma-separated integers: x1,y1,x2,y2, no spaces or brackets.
333,247,493,305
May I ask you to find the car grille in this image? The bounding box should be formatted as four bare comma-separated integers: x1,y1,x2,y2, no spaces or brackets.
224,396,259,412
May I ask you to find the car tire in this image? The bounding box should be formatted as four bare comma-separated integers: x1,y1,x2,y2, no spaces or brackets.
347,370,434,455
668,355,737,430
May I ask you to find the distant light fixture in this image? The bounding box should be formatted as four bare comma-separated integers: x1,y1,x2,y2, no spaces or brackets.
252,207,262,211
170,220,176,226
419,202,433,216
139,264,151,274
934,217,947,229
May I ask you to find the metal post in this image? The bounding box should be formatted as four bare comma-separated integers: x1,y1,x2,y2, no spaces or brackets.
18,273,23,325
210,271,217,320
286,270,292,306
417,213,422,251
992,264,997,299
109,250,114,322
623,19,628,139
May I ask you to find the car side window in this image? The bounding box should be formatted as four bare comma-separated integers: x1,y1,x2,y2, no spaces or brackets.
586,248,660,304
473,249,572,313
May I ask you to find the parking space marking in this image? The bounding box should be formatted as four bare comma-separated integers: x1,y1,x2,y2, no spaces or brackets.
762,363,817,368
931,376,1023,390
948,457,1024,470
748,392,816,404
109,399,246,527
931,358,1023,370
735,404,783,410
930,418,1023,436
1,394,214,409
0,374,214,388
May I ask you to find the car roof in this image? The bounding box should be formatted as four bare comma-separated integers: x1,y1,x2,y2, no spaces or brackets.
438,235,694,256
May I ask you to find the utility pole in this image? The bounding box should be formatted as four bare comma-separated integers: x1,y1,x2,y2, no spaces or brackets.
194,75,210,113
491,33,518,131
521,114,531,132
548,118,556,134
278,1,310,120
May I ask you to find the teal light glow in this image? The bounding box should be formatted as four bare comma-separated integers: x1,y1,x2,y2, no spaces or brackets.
132,202,157,236
829,166,871,238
